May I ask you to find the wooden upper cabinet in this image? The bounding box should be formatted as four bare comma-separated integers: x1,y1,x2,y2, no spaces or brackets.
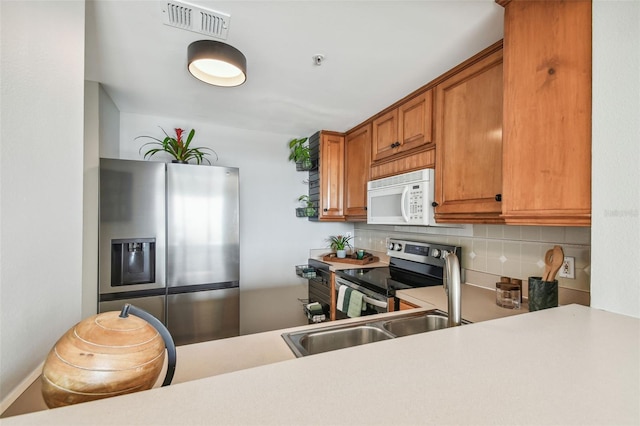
434,43,504,223
344,123,371,221
318,131,345,221
371,109,398,162
500,0,591,226
370,147,435,180
371,90,433,162
398,90,433,153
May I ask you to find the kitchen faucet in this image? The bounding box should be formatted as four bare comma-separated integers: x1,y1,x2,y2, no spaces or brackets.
443,251,462,327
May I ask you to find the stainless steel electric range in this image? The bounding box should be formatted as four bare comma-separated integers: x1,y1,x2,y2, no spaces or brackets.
306,239,461,320
333,238,461,315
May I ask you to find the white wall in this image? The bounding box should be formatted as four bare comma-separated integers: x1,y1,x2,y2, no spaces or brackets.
98,85,120,158
0,0,85,405
119,113,353,334
82,81,100,319
591,0,640,317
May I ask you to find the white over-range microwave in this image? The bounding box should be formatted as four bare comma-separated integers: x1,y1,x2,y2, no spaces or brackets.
367,168,442,226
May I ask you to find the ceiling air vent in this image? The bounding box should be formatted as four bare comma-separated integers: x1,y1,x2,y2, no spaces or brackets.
163,1,230,40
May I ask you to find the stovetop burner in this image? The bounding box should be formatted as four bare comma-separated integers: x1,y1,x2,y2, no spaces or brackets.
335,265,444,297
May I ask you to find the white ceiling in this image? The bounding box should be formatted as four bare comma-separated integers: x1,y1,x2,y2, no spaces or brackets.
85,1,504,137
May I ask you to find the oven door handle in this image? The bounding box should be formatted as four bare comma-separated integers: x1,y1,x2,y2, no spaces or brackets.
362,296,388,309
335,280,388,309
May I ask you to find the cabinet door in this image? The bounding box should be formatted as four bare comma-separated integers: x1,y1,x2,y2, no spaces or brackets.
344,124,371,220
371,109,399,162
501,0,591,226
434,47,504,223
398,89,433,153
319,132,345,221
398,300,419,311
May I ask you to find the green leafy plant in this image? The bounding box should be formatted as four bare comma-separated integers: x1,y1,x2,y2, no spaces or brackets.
297,195,316,217
327,235,353,251
288,137,312,170
137,127,218,165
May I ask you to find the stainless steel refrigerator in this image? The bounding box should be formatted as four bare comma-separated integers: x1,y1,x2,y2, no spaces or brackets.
98,158,240,346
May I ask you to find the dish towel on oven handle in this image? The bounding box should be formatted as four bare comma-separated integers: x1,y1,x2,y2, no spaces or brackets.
347,289,365,318
337,285,366,318
337,284,348,312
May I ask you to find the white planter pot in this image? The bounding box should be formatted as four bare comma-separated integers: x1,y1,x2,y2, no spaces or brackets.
336,249,346,258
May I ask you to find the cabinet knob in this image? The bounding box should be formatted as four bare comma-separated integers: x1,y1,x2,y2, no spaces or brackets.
323,208,328,212
390,142,400,148
431,202,439,207
495,194,502,202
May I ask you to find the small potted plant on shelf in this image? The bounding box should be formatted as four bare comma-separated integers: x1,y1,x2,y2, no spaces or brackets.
288,137,313,171
296,195,316,217
137,127,218,165
327,235,353,259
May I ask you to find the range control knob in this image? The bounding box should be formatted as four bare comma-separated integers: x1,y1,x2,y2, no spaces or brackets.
431,248,441,258
388,242,395,251
393,243,403,251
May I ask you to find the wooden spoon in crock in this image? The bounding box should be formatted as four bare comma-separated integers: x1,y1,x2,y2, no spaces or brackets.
545,245,564,282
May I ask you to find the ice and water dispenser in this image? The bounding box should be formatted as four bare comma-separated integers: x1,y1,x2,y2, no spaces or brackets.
111,238,156,286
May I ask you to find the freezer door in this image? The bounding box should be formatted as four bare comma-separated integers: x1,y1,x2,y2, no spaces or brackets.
167,287,239,345
166,164,239,287
99,159,166,294
98,294,166,326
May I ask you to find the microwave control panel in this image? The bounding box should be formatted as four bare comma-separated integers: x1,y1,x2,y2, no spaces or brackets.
408,184,424,219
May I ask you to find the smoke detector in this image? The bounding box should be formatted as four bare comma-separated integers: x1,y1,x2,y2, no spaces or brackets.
163,1,230,40
312,54,325,66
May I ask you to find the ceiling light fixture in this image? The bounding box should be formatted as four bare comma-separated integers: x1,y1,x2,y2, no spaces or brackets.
187,40,247,87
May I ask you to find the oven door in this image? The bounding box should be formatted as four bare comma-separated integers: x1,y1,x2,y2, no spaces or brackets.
335,276,389,315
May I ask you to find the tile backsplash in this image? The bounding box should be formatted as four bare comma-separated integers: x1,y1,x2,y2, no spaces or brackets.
354,223,591,294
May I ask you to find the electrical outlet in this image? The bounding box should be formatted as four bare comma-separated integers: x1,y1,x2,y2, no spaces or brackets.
559,256,575,279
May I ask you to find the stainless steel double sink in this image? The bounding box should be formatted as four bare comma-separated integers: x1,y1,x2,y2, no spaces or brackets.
282,309,470,357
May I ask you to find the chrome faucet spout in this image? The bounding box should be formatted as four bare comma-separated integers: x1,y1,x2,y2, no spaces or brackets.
443,251,461,327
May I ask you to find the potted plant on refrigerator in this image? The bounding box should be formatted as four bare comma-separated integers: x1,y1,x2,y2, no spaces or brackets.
137,127,218,165
328,235,353,258
288,137,313,171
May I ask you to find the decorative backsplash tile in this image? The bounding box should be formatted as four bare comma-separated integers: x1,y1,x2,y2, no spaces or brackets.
354,223,591,293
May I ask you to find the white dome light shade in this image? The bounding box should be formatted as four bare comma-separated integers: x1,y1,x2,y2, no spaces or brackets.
187,40,247,87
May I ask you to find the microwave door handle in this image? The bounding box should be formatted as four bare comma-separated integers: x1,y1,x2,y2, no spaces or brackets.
400,186,410,223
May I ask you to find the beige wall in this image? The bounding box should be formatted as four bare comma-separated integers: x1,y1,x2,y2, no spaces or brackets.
0,0,85,406
590,0,640,317
82,81,100,319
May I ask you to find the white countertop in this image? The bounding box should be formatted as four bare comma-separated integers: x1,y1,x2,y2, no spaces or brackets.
309,253,389,271
396,283,530,322
4,304,639,425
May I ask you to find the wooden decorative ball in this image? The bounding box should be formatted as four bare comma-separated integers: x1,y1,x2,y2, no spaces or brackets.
41,311,166,408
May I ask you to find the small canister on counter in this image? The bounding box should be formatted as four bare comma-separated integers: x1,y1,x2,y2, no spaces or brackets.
510,278,523,303
496,281,521,309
